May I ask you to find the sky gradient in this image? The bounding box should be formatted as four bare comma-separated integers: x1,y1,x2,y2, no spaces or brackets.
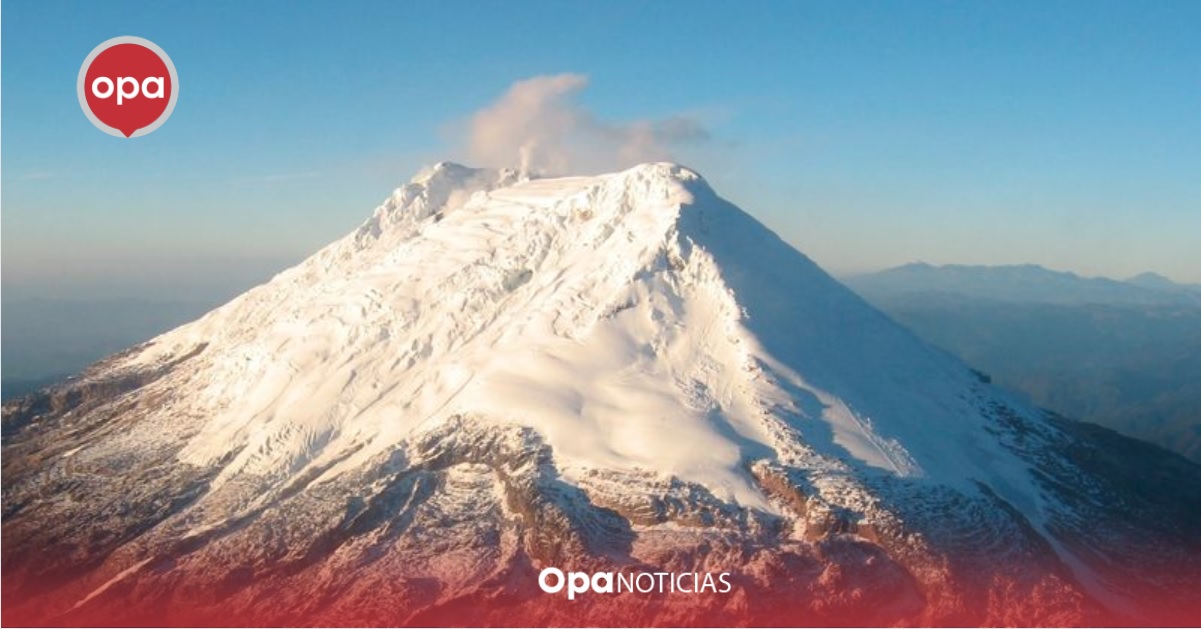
3,0,1200,301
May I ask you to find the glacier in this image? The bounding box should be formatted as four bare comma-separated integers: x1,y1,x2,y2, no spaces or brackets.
3,162,1199,626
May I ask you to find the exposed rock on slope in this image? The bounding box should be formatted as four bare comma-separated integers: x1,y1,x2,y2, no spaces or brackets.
4,163,1199,626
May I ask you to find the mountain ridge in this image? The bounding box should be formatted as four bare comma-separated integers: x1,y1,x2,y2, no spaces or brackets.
4,162,1199,626
845,260,1201,463
846,262,1201,306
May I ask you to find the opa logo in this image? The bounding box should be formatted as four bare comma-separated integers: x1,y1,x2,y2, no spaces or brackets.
78,36,178,138
537,567,733,600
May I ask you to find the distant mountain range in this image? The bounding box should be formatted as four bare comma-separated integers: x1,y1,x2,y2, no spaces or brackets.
846,263,1201,463
848,262,1201,306
1127,271,1201,294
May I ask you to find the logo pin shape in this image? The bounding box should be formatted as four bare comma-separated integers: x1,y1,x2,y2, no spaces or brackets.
78,36,179,138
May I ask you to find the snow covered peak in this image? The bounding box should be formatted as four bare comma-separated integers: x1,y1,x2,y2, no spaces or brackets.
412,160,510,186
613,160,705,182
118,161,1032,512
11,161,1196,625
388,162,519,217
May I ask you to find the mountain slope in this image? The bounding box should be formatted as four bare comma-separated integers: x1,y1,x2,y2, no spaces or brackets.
846,264,1201,463
1127,271,1201,294
4,163,1200,626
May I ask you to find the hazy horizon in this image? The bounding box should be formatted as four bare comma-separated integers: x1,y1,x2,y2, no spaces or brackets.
2,208,1198,306
3,0,1201,292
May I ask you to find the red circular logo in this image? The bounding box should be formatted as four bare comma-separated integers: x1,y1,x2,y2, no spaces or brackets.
78,37,178,138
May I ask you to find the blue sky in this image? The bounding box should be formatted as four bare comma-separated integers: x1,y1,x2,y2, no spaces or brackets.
4,0,1200,300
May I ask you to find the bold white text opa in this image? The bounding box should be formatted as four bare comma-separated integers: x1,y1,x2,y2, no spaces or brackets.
91,76,165,105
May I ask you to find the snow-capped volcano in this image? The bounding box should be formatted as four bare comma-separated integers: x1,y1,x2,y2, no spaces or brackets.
4,163,1199,626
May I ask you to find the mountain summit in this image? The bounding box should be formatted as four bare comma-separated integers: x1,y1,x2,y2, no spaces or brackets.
4,163,1199,626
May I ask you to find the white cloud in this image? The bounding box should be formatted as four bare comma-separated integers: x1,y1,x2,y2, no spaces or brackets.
460,74,711,176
